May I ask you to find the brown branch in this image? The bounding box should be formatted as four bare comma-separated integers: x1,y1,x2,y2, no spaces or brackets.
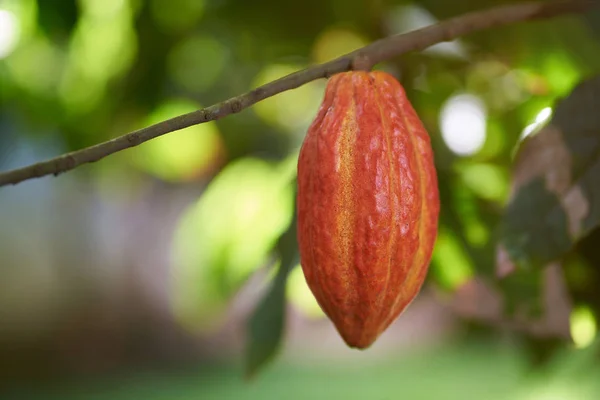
0,0,593,187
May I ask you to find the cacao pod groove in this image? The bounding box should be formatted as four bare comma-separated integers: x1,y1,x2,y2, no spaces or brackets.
297,71,440,349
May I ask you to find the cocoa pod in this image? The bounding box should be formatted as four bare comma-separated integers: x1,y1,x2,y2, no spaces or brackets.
297,71,439,349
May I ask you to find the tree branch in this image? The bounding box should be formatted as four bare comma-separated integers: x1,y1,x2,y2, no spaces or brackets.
0,0,593,187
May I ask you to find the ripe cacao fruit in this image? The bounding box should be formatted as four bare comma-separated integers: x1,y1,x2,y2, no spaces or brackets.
297,71,439,349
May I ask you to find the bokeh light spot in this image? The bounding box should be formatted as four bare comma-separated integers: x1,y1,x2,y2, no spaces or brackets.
458,163,508,203
5,35,64,95
440,93,487,156
168,35,226,93
0,9,19,59
543,53,581,97
252,64,324,134
311,28,368,64
131,98,223,182
570,306,597,349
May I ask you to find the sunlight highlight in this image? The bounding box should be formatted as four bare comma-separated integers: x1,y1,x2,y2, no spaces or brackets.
520,106,553,140
0,9,19,59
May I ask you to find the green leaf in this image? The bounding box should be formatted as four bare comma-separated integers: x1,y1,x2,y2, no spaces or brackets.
500,179,572,271
498,75,600,311
245,191,298,379
171,156,296,333
500,75,600,267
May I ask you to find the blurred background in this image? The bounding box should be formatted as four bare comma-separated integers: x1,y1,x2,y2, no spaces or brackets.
1,0,600,399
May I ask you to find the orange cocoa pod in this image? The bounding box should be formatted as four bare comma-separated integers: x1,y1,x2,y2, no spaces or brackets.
297,71,440,349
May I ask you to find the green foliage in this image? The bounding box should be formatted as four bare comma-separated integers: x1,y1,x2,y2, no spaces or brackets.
245,197,298,379
3,0,600,388
171,156,295,332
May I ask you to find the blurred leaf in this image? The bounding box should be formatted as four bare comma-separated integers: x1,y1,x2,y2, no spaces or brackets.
4,34,65,96
59,0,137,114
252,64,324,133
435,169,496,278
431,226,474,291
456,162,509,203
245,192,298,379
287,265,324,319
499,75,600,270
167,34,227,93
498,262,546,317
150,0,205,33
500,179,572,273
570,228,600,326
130,98,224,182
171,156,296,332
498,75,600,312
311,27,368,63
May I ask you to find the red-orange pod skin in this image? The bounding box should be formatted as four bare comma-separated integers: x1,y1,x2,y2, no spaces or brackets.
296,71,440,349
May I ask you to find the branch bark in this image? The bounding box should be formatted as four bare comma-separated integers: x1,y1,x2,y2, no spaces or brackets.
0,0,594,187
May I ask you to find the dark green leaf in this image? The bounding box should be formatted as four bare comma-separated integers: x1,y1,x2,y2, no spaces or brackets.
500,179,572,270
498,75,600,312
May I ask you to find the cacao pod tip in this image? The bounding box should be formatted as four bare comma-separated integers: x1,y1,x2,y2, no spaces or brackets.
339,329,382,350
345,340,374,351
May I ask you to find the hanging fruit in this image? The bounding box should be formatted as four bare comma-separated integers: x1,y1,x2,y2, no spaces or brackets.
297,70,440,349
